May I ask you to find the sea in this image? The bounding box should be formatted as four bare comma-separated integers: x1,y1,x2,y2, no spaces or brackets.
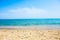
0,19,60,26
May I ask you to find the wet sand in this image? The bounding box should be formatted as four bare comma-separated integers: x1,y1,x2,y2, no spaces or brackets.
0,26,60,40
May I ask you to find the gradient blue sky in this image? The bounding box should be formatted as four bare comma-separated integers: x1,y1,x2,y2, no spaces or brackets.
0,0,60,19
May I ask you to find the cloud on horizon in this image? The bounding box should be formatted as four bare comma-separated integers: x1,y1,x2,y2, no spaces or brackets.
0,7,48,19
9,8,47,14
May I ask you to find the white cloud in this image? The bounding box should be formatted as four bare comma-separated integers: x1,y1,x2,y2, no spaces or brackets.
0,8,48,19
9,8,47,14
7,8,47,18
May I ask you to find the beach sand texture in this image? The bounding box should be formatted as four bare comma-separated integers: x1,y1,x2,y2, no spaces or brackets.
0,29,60,40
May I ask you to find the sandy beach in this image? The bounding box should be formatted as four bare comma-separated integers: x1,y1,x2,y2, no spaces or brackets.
0,26,60,40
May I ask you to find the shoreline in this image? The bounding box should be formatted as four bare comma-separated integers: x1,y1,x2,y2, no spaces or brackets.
0,25,60,30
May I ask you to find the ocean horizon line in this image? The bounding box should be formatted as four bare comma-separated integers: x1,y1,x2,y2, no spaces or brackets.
0,18,60,19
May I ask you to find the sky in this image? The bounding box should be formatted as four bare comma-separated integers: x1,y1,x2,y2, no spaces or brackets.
0,0,60,19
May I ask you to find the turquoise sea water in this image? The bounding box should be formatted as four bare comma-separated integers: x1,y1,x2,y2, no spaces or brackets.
0,19,60,26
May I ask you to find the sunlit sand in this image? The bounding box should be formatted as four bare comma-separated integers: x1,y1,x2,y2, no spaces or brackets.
0,26,60,40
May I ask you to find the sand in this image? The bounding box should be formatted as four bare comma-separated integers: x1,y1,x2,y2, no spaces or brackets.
0,27,60,40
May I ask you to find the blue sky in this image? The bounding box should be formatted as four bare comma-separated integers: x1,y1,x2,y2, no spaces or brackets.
0,0,60,19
